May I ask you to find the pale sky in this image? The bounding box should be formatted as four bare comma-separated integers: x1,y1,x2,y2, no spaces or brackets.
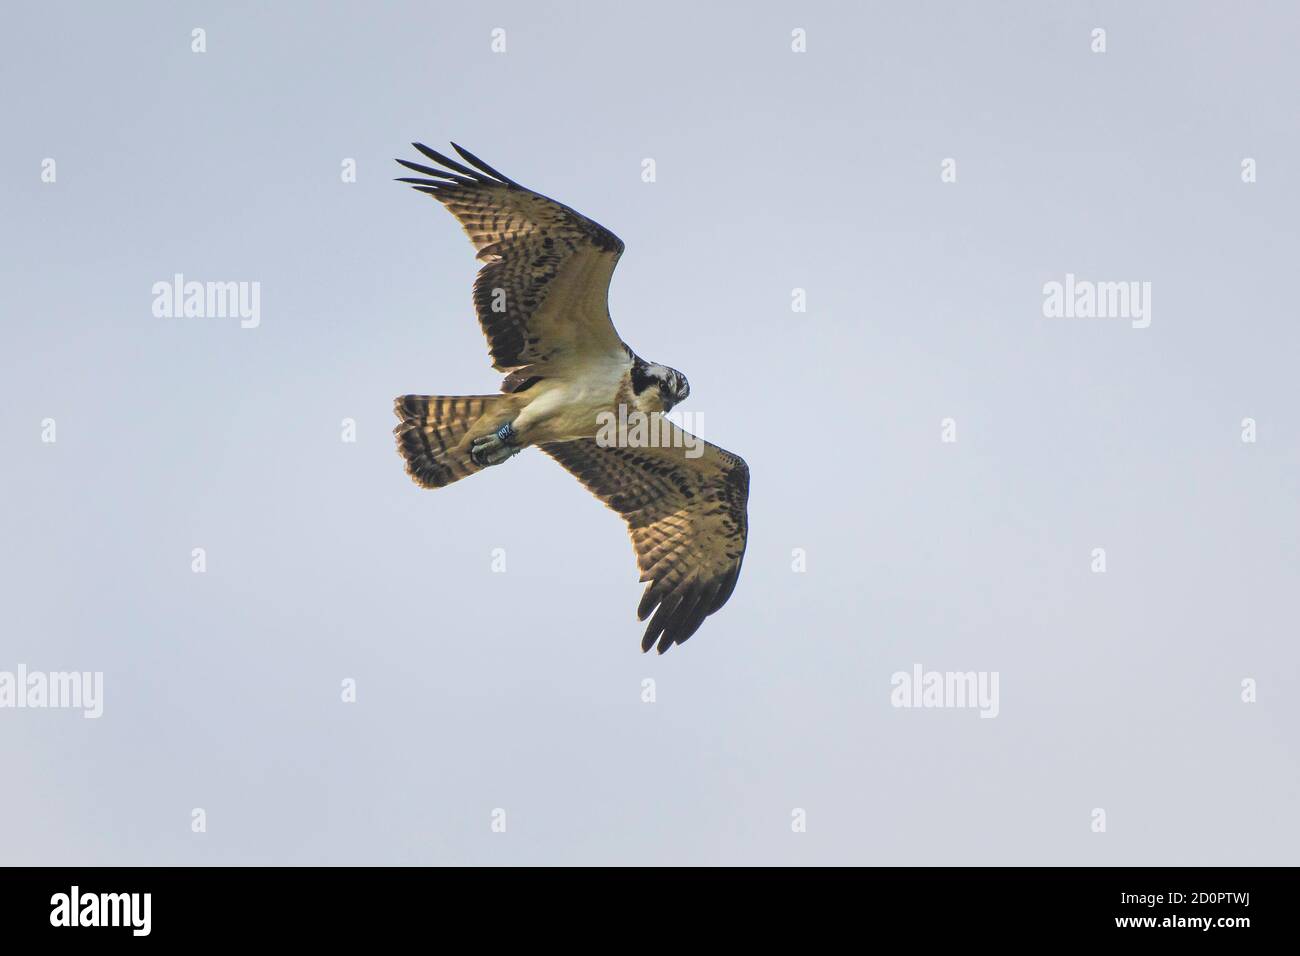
1,0,1296,865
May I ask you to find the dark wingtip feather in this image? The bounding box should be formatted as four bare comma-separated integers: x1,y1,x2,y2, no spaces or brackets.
394,158,467,181
676,581,720,647
449,142,517,185
641,589,689,653
411,142,484,180
637,584,662,621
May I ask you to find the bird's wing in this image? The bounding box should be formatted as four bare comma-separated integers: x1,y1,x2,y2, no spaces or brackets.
541,421,749,653
396,142,628,380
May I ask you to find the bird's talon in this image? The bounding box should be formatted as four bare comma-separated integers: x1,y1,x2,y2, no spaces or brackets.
471,421,520,467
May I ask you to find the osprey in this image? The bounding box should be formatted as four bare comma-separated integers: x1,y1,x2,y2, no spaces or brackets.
391,143,749,653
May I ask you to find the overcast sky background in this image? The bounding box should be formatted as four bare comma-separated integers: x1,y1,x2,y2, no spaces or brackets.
1,0,1297,865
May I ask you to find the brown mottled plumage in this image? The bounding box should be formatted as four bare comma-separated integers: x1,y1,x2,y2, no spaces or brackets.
542,432,748,652
392,142,749,653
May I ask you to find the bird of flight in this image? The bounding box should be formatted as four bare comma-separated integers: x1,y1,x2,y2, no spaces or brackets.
391,143,749,653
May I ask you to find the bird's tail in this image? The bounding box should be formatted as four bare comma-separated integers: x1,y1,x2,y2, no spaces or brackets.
393,394,511,489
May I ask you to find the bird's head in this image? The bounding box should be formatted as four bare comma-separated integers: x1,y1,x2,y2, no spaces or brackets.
633,361,690,414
